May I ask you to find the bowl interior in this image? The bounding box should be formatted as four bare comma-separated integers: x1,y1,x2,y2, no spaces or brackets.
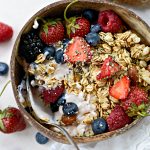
11,0,150,144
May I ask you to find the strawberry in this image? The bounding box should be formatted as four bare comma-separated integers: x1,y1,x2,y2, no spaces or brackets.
122,86,149,110
64,0,90,38
64,37,92,63
40,19,65,45
0,22,13,42
0,107,26,133
109,76,130,100
42,84,65,104
96,57,121,80
106,105,132,131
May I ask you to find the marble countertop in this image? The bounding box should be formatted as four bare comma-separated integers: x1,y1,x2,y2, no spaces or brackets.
0,0,150,150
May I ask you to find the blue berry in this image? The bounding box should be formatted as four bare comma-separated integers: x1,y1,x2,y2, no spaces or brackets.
92,118,108,135
63,39,70,48
57,96,66,106
90,24,101,33
63,102,78,116
85,33,100,46
35,132,49,144
54,49,64,64
0,62,9,75
43,46,55,59
50,102,59,112
83,9,98,23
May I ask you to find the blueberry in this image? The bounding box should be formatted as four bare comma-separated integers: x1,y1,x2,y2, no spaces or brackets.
0,62,9,75
43,46,55,59
35,132,49,144
54,49,64,64
85,33,100,46
63,102,78,116
57,96,66,106
50,102,59,112
92,118,108,135
90,24,101,33
83,9,98,22
63,39,70,48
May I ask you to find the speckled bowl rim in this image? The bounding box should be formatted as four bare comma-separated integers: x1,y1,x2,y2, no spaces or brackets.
10,0,149,144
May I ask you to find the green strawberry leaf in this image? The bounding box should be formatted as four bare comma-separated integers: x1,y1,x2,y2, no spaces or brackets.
0,110,6,131
43,25,49,35
126,102,150,119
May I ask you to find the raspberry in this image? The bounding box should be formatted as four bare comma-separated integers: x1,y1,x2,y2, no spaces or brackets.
106,105,132,131
0,22,13,42
98,10,123,33
121,86,149,110
42,84,65,105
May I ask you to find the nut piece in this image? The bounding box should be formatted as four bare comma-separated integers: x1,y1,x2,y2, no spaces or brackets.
61,115,77,125
140,61,147,68
142,46,150,56
147,65,150,72
128,66,138,82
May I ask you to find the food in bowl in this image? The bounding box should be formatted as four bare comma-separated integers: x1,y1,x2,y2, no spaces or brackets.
17,0,150,137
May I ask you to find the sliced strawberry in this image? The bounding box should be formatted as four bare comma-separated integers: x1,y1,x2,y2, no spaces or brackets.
96,57,121,80
109,76,130,100
42,84,65,104
64,37,92,63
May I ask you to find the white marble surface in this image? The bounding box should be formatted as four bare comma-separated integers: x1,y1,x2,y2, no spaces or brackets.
0,0,150,150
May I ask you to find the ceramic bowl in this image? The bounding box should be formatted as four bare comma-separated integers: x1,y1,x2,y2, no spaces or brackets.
10,0,150,144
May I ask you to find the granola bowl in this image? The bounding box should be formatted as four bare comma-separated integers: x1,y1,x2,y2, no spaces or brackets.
11,0,150,144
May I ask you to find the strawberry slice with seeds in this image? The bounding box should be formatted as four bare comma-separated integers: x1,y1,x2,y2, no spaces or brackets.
109,76,130,100
64,37,92,63
42,84,65,104
97,57,121,80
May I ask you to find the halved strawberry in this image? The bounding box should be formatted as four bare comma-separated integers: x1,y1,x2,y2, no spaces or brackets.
96,57,121,80
42,84,65,104
64,37,92,63
109,76,130,100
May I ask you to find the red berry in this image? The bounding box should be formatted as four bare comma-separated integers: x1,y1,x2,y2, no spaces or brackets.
106,105,132,131
67,17,90,38
97,56,121,80
121,86,149,110
0,22,13,42
0,107,26,133
98,10,123,33
109,76,130,100
64,36,92,63
40,20,64,45
42,84,65,104
64,1,90,38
